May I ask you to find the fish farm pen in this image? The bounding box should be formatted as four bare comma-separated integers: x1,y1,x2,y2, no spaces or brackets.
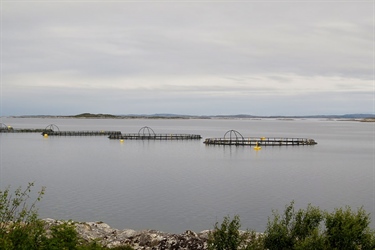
0,128,47,133
108,126,202,140
1,124,317,145
43,131,122,136
108,134,202,140
0,123,121,136
1,124,201,140
204,130,317,146
40,124,122,136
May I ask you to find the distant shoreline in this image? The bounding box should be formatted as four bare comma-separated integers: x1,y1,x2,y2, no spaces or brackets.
3,112,375,122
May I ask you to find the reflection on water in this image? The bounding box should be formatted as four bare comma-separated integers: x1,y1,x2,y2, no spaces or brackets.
0,118,374,233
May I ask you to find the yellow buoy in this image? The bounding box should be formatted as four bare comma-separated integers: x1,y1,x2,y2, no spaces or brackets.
254,142,261,150
43,134,48,137
120,139,124,143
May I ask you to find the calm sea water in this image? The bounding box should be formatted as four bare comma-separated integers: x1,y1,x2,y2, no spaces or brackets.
0,117,374,233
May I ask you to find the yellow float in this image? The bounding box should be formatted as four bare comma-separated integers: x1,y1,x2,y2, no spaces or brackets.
254,142,261,150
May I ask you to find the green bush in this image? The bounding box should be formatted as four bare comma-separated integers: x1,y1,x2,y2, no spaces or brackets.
0,183,135,250
208,215,247,250
0,220,46,250
325,206,374,250
244,231,265,250
42,221,81,250
263,201,375,250
211,202,375,250
0,182,45,224
0,183,46,249
264,201,323,250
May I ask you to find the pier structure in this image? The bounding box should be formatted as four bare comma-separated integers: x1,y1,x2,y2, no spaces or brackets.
204,130,317,146
108,126,202,140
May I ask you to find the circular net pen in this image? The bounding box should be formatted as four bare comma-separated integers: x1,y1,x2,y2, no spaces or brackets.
109,126,202,140
204,130,317,146
203,130,245,145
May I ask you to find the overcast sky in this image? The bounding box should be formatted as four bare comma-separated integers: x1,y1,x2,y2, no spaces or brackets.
1,1,374,116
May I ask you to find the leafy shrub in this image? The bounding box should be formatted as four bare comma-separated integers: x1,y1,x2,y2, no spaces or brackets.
42,221,81,250
208,215,248,250
0,183,136,250
264,201,323,250
244,231,265,250
0,220,46,249
0,182,45,224
325,206,374,250
263,201,375,250
211,202,375,250
0,183,46,249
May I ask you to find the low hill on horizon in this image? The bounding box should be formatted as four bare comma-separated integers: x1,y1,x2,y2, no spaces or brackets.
7,112,375,119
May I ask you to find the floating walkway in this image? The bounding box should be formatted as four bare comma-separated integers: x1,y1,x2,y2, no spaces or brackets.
1,123,46,133
1,124,200,139
109,134,202,140
204,130,317,146
40,124,121,136
0,128,46,133
108,126,202,140
0,123,121,136
43,131,122,136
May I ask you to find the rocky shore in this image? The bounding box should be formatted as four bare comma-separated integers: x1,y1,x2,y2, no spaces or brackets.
43,219,210,249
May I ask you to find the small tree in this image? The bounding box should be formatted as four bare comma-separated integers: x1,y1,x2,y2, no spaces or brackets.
263,202,375,250
244,230,265,250
42,221,81,250
0,183,135,250
263,201,323,250
208,215,248,250
325,206,375,250
0,182,46,249
0,182,45,224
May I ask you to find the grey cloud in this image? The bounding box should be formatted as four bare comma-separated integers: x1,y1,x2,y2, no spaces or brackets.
1,1,373,116
3,2,372,77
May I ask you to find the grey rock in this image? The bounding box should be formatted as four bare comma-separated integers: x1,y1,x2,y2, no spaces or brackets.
42,219,210,249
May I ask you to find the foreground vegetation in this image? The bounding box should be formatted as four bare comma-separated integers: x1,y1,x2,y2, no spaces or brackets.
208,202,375,250
1,183,375,249
0,183,133,250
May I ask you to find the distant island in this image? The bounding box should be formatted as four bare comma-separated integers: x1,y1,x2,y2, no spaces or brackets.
7,113,375,122
73,113,118,119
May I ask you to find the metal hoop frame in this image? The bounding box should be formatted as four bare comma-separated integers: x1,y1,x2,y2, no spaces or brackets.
44,124,60,132
0,123,8,129
138,126,156,136
223,130,244,141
